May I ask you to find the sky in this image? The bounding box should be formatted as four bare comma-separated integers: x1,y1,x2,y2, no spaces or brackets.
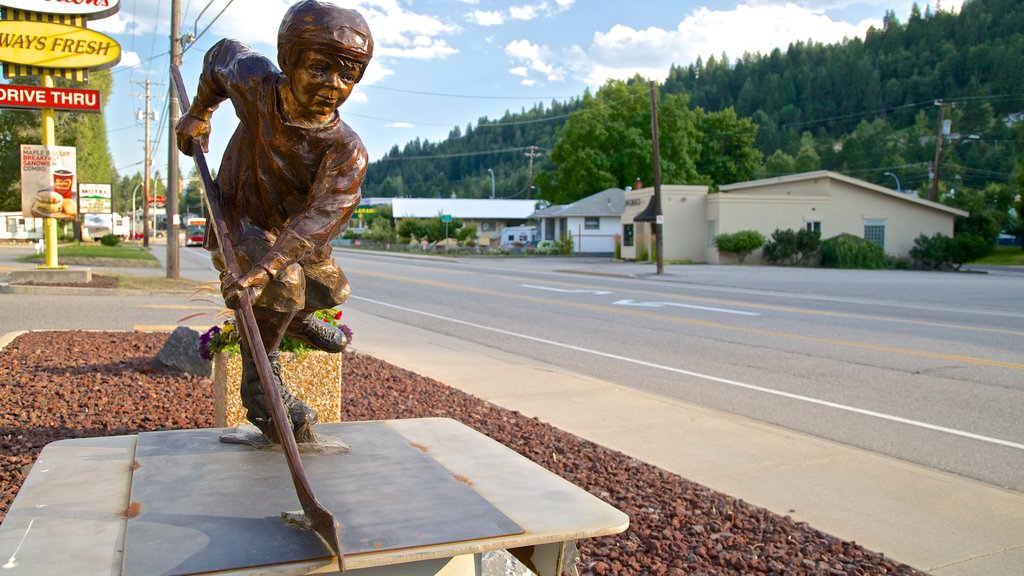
75,0,963,183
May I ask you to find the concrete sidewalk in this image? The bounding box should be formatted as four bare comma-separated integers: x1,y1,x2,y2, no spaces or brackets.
344,308,1024,576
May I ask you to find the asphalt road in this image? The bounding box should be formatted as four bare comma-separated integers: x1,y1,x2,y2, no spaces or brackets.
333,251,1024,491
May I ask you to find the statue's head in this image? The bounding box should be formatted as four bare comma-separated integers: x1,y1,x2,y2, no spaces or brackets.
277,0,373,82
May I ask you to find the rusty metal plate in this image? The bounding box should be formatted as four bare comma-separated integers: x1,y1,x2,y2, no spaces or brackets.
122,422,522,575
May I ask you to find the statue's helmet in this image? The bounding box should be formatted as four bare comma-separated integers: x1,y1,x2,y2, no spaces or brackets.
277,0,373,81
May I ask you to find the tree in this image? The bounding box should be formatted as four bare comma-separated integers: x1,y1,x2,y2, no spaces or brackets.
548,78,703,204
695,107,762,189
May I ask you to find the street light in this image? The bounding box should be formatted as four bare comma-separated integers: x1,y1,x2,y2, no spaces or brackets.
884,171,902,193
487,168,495,199
131,183,141,241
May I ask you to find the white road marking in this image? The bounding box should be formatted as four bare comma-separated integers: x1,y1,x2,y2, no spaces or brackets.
613,299,761,316
354,295,1024,452
520,284,611,295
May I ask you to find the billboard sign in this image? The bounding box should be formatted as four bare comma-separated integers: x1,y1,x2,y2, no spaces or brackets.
0,20,121,70
0,85,101,112
78,183,111,214
0,0,120,19
20,144,77,220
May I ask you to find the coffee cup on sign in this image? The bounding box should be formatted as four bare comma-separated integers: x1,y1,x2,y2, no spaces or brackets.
53,169,74,198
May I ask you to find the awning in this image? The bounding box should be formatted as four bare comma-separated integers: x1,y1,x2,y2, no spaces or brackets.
633,195,659,222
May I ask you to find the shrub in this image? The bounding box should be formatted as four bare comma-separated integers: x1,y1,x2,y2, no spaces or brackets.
537,240,559,255
762,228,820,265
911,232,989,271
820,234,888,269
715,229,766,263
100,233,121,246
558,234,574,256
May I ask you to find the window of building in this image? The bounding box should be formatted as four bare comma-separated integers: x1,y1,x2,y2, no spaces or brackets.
864,219,885,249
706,220,717,248
623,224,634,247
584,217,600,230
806,221,821,234
481,221,496,232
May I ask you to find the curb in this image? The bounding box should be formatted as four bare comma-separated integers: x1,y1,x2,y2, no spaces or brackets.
0,330,28,352
0,282,196,297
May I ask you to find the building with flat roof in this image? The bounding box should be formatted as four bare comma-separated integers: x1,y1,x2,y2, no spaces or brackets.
621,171,968,263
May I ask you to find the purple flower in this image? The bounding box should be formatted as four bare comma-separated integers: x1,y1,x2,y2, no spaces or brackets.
339,324,353,343
198,325,221,360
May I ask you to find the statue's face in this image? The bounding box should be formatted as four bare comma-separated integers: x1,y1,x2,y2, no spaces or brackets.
286,51,362,121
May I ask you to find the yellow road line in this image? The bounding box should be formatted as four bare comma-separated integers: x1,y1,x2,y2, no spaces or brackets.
352,268,1024,372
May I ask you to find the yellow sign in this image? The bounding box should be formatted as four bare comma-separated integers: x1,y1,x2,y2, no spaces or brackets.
0,20,121,70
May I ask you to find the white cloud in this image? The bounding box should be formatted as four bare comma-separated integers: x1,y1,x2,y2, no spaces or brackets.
117,51,142,69
469,10,504,26
174,0,461,62
505,39,566,82
508,4,541,21
388,122,416,129
509,66,529,77
513,3,885,88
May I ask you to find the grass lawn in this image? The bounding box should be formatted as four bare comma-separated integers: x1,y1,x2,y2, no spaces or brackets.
17,242,159,266
973,245,1024,266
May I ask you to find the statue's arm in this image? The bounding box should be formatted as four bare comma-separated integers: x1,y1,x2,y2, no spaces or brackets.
175,39,264,156
258,144,367,277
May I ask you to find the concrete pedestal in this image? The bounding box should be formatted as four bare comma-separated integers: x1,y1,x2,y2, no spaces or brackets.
0,418,628,575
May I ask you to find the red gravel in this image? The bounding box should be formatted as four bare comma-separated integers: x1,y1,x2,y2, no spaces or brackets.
0,331,924,575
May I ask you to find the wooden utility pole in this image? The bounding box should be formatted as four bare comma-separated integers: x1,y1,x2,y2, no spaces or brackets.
649,81,664,275
166,0,182,278
930,100,946,202
524,145,541,199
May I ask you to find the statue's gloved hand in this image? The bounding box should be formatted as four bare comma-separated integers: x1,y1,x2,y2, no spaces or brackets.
221,266,270,309
175,113,211,156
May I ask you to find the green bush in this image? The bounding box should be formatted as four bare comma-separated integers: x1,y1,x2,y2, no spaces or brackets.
910,232,989,271
715,229,766,263
558,234,574,256
820,234,888,269
762,228,820,265
100,233,121,247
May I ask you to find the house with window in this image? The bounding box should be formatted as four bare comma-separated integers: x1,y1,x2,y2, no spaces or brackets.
621,171,967,263
531,188,625,255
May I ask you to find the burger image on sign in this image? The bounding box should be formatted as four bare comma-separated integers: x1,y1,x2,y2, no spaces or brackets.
31,187,75,220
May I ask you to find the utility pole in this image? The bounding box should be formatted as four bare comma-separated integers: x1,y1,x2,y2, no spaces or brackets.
166,0,182,278
930,100,946,202
649,81,664,275
131,79,156,248
524,145,541,199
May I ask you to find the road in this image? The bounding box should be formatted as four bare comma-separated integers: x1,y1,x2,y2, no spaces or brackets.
333,250,1024,491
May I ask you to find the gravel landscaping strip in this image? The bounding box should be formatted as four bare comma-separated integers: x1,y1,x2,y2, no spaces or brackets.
0,331,924,575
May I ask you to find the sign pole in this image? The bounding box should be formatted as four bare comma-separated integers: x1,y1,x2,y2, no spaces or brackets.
39,73,61,269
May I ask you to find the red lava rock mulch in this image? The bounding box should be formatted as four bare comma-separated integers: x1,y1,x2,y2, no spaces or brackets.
0,330,924,575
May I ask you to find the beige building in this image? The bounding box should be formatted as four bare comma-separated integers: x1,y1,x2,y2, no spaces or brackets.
621,171,968,264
